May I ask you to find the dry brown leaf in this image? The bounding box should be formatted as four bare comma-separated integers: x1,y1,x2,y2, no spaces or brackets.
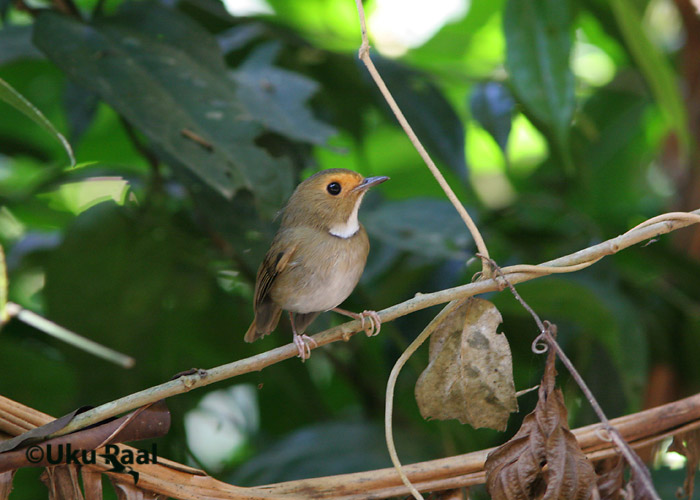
82,468,103,500
484,334,598,500
109,476,167,500
415,298,517,431
0,470,15,500
668,428,700,498
41,465,84,500
595,457,624,500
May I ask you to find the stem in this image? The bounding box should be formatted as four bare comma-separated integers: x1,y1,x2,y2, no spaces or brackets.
353,0,491,277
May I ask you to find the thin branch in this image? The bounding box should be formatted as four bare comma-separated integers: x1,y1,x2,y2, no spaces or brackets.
4,302,134,369
352,0,491,276
44,209,700,438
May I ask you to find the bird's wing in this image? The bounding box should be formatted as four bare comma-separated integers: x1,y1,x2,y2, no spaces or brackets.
254,237,298,309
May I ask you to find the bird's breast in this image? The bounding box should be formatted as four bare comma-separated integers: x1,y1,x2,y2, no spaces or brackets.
270,227,369,314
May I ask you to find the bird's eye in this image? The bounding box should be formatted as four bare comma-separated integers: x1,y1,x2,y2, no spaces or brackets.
327,182,342,195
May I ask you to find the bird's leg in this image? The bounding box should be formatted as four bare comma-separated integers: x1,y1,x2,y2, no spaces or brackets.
289,312,317,361
332,307,382,337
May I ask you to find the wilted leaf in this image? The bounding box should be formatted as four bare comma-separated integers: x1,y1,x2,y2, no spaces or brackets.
109,477,166,500
364,199,473,260
0,405,89,454
595,457,624,500
81,469,103,500
504,0,575,159
32,4,295,211
470,81,514,155
41,466,83,500
415,298,517,430
0,77,75,166
370,56,468,178
0,470,15,500
668,429,700,498
485,330,598,499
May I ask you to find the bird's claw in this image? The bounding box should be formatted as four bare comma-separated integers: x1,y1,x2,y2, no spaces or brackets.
359,310,381,337
294,333,317,361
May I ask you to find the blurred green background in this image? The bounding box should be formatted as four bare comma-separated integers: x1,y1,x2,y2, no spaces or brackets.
1,0,700,497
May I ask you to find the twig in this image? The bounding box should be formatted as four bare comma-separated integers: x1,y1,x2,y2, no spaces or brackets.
480,255,662,500
4,302,134,369
44,209,700,439
352,0,491,276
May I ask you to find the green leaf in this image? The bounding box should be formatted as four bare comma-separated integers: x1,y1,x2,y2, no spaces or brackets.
504,0,575,164
0,244,7,323
0,25,44,66
228,420,428,485
32,6,299,210
609,0,691,153
0,76,75,166
231,42,336,145
470,81,514,155
370,56,468,178
363,199,473,260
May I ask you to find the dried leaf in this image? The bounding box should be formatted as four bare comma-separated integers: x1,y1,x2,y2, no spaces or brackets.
0,406,90,454
0,401,169,472
0,470,15,500
109,476,167,500
81,468,103,500
415,298,517,431
485,335,598,499
669,429,700,498
595,457,624,500
41,466,84,500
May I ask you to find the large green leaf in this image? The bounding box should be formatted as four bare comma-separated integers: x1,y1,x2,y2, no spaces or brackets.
363,199,473,260
231,42,336,145
0,25,43,66
0,76,75,166
32,5,315,210
504,0,575,164
609,0,691,153
470,81,514,156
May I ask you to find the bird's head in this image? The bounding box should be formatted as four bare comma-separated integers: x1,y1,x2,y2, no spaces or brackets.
281,168,389,238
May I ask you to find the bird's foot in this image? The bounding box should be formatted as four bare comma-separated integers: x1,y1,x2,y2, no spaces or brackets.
333,307,381,337
358,310,381,337
293,333,317,361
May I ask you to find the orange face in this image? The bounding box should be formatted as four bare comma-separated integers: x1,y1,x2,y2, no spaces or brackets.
281,169,388,231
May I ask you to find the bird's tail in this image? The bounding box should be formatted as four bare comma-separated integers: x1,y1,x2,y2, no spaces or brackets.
244,305,282,343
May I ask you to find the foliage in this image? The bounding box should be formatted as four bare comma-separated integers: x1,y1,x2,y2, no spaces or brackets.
1,0,699,497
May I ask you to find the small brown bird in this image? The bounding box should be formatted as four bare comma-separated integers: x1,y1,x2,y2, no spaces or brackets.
245,168,388,360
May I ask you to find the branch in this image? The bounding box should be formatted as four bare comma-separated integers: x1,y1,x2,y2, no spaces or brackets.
4,393,700,498
43,209,700,439
352,0,491,276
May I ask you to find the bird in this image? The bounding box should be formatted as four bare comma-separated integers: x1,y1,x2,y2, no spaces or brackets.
244,168,388,360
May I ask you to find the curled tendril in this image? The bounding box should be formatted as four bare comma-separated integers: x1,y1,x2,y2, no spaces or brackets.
531,332,549,354
595,426,612,442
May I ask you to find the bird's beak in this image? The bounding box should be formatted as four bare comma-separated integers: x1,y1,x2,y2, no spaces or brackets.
352,176,389,192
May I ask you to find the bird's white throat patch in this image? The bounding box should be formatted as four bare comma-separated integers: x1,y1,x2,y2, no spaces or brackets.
329,193,364,238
